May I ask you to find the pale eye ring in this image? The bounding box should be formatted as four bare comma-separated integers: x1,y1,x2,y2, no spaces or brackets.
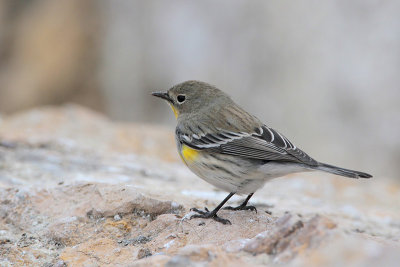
177,94,186,104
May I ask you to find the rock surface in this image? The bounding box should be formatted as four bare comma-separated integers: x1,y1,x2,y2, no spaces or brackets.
0,105,399,266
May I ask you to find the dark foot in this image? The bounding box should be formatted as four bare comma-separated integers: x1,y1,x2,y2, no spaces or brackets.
223,205,257,213
190,207,231,225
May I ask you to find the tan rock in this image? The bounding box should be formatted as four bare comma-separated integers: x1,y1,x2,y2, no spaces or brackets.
243,214,337,262
31,183,183,219
130,254,171,267
178,244,216,261
60,237,139,266
0,105,399,266
0,105,178,162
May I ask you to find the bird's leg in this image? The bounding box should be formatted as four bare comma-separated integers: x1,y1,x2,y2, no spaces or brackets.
190,192,235,225
223,193,257,213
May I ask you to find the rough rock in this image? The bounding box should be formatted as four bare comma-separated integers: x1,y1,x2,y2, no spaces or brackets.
0,106,399,266
31,183,182,219
243,214,336,262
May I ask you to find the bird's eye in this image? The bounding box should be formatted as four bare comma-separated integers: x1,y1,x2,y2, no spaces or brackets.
177,95,186,103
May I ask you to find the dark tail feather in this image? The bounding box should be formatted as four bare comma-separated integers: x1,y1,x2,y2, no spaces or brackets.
315,163,372,179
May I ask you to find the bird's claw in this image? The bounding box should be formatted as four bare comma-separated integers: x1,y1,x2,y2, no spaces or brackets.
189,207,231,225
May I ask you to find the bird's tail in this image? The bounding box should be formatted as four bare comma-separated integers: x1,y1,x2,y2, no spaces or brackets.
315,162,372,179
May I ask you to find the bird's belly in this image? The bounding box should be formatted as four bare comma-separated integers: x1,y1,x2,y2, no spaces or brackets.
178,146,269,194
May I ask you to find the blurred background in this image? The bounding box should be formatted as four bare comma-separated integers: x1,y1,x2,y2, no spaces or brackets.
0,0,399,179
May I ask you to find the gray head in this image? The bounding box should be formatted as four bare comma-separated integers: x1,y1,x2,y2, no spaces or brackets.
152,80,230,118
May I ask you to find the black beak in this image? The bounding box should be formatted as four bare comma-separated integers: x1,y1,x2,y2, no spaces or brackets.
151,91,172,102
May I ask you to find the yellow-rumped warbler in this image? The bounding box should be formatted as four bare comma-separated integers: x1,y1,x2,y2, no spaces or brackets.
152,80,372,224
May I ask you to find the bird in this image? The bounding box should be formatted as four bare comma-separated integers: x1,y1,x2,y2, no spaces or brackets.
152,80,372,224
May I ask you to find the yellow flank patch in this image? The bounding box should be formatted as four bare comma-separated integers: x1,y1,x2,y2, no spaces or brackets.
168,103,179,118
181,144,199,162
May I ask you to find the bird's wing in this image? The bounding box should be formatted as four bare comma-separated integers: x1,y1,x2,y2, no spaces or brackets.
177,125,318,166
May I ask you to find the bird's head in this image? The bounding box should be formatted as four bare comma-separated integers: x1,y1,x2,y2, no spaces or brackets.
152,80,229,119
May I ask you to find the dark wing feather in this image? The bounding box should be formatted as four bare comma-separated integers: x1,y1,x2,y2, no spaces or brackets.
177,125,318,166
